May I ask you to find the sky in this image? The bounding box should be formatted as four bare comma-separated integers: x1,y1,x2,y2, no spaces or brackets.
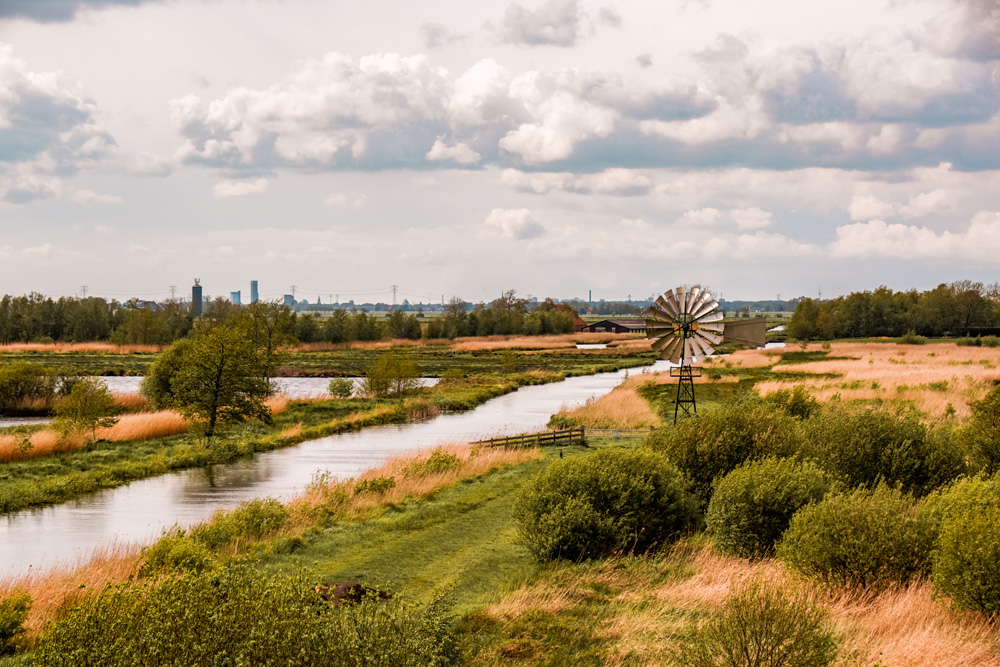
0,0,998,304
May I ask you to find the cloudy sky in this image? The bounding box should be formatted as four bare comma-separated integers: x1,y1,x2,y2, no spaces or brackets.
0,0,998,303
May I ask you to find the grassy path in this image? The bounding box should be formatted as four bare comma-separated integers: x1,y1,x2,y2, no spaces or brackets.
261,444,606,613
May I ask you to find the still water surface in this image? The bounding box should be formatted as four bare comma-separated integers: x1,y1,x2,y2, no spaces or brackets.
0,361,669,578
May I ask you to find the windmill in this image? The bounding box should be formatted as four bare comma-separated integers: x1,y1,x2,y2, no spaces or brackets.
646,285,767,422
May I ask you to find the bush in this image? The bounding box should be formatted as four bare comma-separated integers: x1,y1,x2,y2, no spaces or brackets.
898,330,927,345
777,485,932,589
932,506,1000,615
361,350,420,398
646,393,801,502
403,450,460,477
327,377,355,399
802,406,964,496
0,361,58,413
513,448,699,561
919,473,1000,541
31,565,457,667
0,591,30,656
139,338,193,409
354,476,396,494
706,458,830,559
188,497,289,550
53,377,119,439
958,384,1000,475
762,386,820,419
675,580,837,667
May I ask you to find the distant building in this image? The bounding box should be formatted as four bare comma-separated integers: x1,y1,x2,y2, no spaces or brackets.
192,279,203,318
283,294,294,306
579,319,647,334
250,280,259,303
231,291,241,305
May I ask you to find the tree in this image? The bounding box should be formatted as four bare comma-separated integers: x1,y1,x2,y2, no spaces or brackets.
54,377,120,440
233,302,296,383
140,338,195,409
960,384,1000,475
360,350,419,398
170,326,272,440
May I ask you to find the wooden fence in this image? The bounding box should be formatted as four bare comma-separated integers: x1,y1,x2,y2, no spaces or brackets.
473,427,585,449
584,428,655,437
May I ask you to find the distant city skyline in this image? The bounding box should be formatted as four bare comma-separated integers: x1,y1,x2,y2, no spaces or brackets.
1,0,998,300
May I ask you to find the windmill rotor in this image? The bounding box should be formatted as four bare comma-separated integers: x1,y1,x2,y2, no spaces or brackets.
645,285,724,365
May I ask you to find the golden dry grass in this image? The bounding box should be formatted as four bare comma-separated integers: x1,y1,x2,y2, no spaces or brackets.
95,410,189,442
480,542,1000,667
451,332,637,351
289,442,541,525
0,542,143,637
112,392,149,413
0,429,85,463
0,442,541,634
552,369,737,430
0,342,163,354
751,342,1000,420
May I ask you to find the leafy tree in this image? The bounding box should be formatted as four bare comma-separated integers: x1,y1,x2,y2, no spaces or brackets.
170,326,272,440
233,302,296,383
0,361,59,414
327,377,354,399
54,377,120,440
140,338,195,409
360,350,419,398
959,384,1000,475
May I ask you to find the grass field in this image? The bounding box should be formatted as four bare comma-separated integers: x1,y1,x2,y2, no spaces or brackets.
5,339,1000,665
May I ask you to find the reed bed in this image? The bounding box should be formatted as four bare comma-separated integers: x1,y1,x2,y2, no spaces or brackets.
451,332,636,351
0,542,143,637
0,342,162,354
752,342,1000,418
0,429,85,463
289,442,541,525
112,392,149,413
479,542,1000,667
95,410,189,442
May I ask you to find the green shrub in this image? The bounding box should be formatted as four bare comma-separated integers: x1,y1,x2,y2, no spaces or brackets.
675,580,837,667
707,458,830,559
932,506,1000,615
0,591,30,656
141,531,213,573
762,386,820,419
327,377,355,399
30,565,457,667
354,476,396,495
898,330,927,345
777,485,932,589
646,393,801,502
53,377,119,439
139,338,193,409
802,406,964,495
403,450,460,477
957,384,1000,475
361,350,419,398
919,473,1000,541
514,448,699,561
0,362,58,414
189,497,289,550
440,368,465,381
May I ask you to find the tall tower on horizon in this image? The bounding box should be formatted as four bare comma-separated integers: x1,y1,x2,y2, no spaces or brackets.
192,279,203,318
250,280,259,303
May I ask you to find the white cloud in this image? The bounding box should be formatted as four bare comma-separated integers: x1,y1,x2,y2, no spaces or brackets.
848,194,896,221
425,137,482,165
324,193,367,208
619,218,651,229
729,207,772,229
420,22,467,49
830,212,1000,262
0,44,114,203
848,190,955,221
679,208,723,225
496,0,584,47
72,189,122,205
484,208,545,239
212,178,268,198
501,168,653,195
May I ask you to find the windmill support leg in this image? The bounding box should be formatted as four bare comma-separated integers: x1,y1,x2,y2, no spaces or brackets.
674,365,697,424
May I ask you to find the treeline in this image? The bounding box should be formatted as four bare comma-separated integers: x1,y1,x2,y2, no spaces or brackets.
0,291,577,346
278,293,576,344
787,281,1000,340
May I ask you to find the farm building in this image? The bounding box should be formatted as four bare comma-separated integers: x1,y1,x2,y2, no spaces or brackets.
579,319,647,334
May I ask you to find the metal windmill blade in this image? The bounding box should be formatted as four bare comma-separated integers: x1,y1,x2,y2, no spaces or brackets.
646,285,724,423
645,286,724,365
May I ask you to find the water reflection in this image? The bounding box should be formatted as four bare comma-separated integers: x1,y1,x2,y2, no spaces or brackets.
0,361,669,577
